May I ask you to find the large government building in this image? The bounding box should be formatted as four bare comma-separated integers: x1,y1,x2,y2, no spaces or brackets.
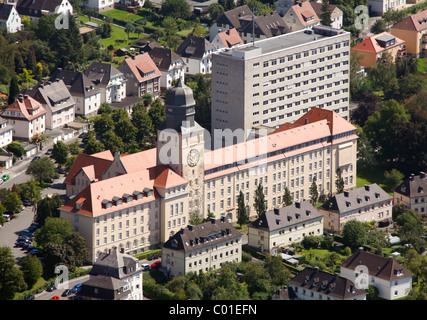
60,80,358,262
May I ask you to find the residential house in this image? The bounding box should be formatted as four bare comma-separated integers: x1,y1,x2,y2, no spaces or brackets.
0,94,46,141
0,119,13,149
0,3,22,33
49,69,102,117
318,184,393,233
148,46,185,90
238,11,287,43
282,1,320,33
393,172,427,215
209,5,253,41
23,79,75,130
248,201,324,253
391,9,427,57
176,36,216,76
161,217,243,277
78,248,143,300
309,1,343,29
85,0,117,12
118,52,161,98
16,0,73,22
210,28,243,51
367,0,406,16
340,248,412,300
351,32,406,68
287,267,367,300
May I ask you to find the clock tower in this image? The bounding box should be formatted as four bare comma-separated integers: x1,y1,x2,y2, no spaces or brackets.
157,79,205,217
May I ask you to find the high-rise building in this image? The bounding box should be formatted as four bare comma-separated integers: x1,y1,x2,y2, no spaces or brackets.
211,25,351,145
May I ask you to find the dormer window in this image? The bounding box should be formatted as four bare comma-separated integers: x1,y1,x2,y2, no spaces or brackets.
102,199,112,209
113,196,122,206
133,191,143,200
123,194,133,203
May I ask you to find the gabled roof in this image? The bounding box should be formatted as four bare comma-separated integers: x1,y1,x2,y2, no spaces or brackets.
84,62,123,87
340,249,412,281
215,5,253,29
50,69,100,98
250,201,323,232
215,28,243,48
309,1,342,19
239,11,287,38
24,79,75,111
119,52,161,83
176,36,215,59
90,248,140,279
1,94,47,121
394,172,427,198
392,9,427,32
16,0,65,17
319,184,392,214
148,47,183,72
289,267,366,300
153,165,188,189
351,32,404,54
162,217,242,253
0,3,14,22
289,1,320,27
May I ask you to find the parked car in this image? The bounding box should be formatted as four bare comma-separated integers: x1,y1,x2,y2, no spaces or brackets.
1,173,9,181
141,264,150,271
23,199,32,206
45,149,53,155
0,178,3,185
32,156,40,162
50,295,60,300
25,295,35,300
62,289,72,297
47,284,56,292
151,260,161,268
71,284,82,293
2,214,10,222
19,230,34,237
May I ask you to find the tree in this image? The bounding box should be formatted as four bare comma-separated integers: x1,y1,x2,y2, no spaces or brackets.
3,192,23,214
320,0,333,26
125,22,135,41
131,102,154,149
20,179,42,207
20,254,43,289
355,125,375,171
161,0,192,20
8,75,20,105
35,217,74,248
253,183,265,217
35,195,62,226
237,190,247,228
51,141,69,166
0,246,27,300
26,157,56,183
282,187,292,207
342,220,367,249
208,3,224,21
370,18,387,34
335,168,345,194
162,16,178,36
383,168,404,191
351,92,381,127
309,177,319,205
148,98,166,130
84,138,105,155
6,142,25,158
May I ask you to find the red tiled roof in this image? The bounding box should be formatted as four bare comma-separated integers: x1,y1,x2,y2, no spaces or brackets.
392,9,427,32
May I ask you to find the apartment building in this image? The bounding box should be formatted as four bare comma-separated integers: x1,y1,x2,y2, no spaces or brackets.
247,201,323,252
368,0,406,15
319,184,393,233
161,217,242,277
394,172,427,215
60,81,357,262
211,25,351,141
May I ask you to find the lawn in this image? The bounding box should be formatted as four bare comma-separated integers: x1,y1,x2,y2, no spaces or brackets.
100,9,145,23
78,14,141,49
357,165,392,194
417,57,427,74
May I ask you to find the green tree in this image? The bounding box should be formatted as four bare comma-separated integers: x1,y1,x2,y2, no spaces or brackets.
84,138,105,155
310,176,319,205
282,186,292,207
8,75,20,105
20,179,42,207
51,141,69,166
335,168,345,194
26,157,56,183
125,22,135,41
131,102,154,149
35,195,62,226
4,192,23,214
383,168,404,191
148,98,166,130
161,0,192,20
355,125,375,171
101,130,125,154
20,254,43,289
342,220,368,249
236,190,247,228
162,16,178,36
0,246,27,300
370,18,387,34
35,217,74,248
320,0,333,26
253,183,265,217
6,142,25,158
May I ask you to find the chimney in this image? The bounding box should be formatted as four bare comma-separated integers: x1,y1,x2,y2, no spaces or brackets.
344,191,349,197
210,218,216,224
220,216,226,223
188,224,194,231
274,208,280,215
409,174,415,181
420,172,426,179
364,185,370,191
295,202,300,208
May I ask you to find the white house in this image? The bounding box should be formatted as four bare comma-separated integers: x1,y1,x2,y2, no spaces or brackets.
340,249,413,300
210,28,243,51
0,3,22,33
176,36,216,76
85,0,117,12
16,0,73,22
0,119,13,149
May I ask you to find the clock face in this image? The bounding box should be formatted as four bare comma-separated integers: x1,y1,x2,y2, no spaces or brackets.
187,149,200,167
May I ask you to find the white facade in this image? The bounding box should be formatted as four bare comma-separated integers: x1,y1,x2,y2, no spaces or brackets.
85,0,117,12
161,61,185,90
105,74,126,104
0,120,13,149
368,0,406,15
0,5,22,33
74,91,102,116
183,54,213,76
